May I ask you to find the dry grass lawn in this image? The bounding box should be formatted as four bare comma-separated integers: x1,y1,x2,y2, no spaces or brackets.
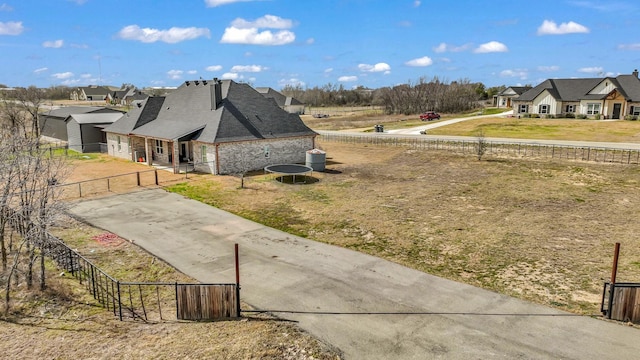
168,141,640,315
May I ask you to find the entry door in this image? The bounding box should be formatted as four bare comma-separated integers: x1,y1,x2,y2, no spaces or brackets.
180,142,189,162
612,103,621,119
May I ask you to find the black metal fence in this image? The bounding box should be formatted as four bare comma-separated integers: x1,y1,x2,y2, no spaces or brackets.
6,208,240,322
318,133,640,165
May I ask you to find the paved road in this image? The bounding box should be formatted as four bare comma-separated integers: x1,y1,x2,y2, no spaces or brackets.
387,111,514,135
68,189,640,359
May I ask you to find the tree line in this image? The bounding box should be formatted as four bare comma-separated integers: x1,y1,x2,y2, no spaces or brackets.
281,77,506,115
0,88,68,314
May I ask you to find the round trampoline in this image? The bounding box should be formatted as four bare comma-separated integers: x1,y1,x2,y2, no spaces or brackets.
264,164,314,183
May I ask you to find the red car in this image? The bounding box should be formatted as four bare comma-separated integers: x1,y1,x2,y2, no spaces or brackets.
420,111,441,121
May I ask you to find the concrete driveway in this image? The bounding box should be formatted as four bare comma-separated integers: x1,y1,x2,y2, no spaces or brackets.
69,189,640,359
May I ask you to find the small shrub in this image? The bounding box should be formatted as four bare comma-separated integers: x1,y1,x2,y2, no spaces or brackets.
624,115,638,121
531,113,540,118
522,113,531,118
576,114,587,119
594,114,601,120
564,113,575,119
545,114,555,119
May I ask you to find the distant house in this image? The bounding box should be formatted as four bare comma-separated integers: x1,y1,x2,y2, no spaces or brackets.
39,106,124,152
70,86,112,102
104,79,317,174
494,86,531,108
512,70,640,119
255,87,305,114
108,87,138,106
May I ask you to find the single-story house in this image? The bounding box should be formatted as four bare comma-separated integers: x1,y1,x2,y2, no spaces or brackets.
494,86,531,108
104,79,317,175
512,70,640,119
255,87,306,114
39,106,125,152
70,86,112,102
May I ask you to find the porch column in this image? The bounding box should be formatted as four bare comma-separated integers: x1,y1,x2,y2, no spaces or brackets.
172,141,179,174
145,138,152,166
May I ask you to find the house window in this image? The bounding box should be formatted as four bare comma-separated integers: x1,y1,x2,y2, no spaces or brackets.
155,140,164,154
632,106,640,116
519,104,529,113
127,138,132,154
586,103,601,115
538,104,549,114
501,99,506,106
117,136,121,152
565,105,575,113
201,145,207,162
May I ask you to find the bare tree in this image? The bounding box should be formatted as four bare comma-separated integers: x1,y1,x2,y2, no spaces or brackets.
475,130,489,161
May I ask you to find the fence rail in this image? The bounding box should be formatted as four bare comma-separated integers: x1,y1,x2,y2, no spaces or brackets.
6,208,240,322
318,133,640,165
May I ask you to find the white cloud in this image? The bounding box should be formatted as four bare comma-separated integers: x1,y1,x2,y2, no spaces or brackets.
205,0,258,7
324,68,333,73
231,15,293,29
52,72,74,80
68,0,88,4
206,65,223,72
220,15,296,45
70,43,89,49
167,70,184,80
33,67,48,74
117,25,211,43
338,76,358,82
537,65,560,72
500,69,528,79
433,42,471,53
0,4,13,11
278,78,305,87
306,38,315,45
474,41,508,53
618,43,640,51
221,72,239,80
0,21,23,35
230,64,266,72
358,63,391,73
405,56,433,67
187,70,197,75
578,66,603,74
43,40,64,48
537,20,589,35
414,1,421,7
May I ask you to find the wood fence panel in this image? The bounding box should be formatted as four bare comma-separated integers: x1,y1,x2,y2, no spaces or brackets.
611,287,640,323
177,284,237,320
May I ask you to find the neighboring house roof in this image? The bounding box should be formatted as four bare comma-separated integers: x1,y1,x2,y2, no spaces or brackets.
256,87,304,107
44,106,123,118
106,79,316,143
79,86,111,97
68,113,123,125
517,74,640,103
498,86,531,96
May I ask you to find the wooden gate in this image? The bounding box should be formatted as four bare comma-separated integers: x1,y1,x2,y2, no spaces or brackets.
602,283,640,324
176,284,239,320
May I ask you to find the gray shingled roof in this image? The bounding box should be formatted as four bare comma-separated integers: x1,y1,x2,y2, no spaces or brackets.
105,80,316,143
68,113,123,124
43,106,122,119
256,87,304,107
517,75,640,102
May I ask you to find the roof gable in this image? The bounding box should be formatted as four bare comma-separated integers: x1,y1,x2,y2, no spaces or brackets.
109,79,315,143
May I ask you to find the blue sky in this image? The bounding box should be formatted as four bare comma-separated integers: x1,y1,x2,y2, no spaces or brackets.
1,0,640,90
